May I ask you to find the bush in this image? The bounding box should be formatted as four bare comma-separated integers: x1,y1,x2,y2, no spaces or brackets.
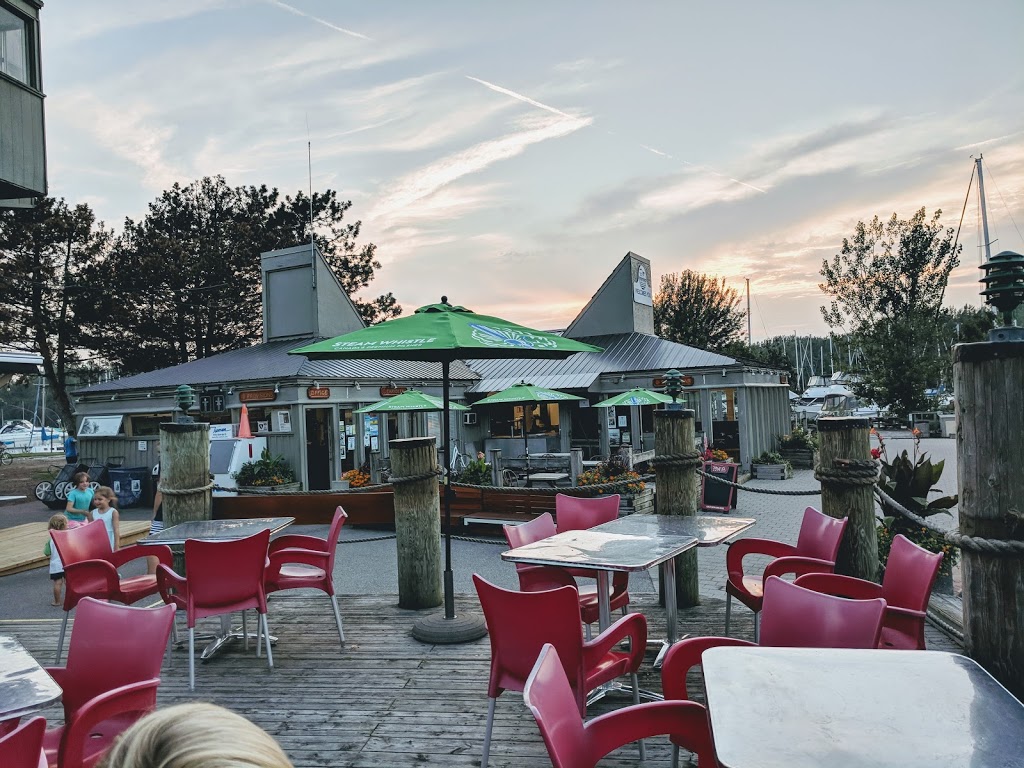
233,448,295,487
455,457,492,485
752,451,790,469
577,454,646,495
778,426,816,450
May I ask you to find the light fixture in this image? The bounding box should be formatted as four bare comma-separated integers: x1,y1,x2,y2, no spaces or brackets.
110,394,117,401
313,381,320,389
146,392,153,398
355,382,361,391
227,386,234,395
273,383,280,394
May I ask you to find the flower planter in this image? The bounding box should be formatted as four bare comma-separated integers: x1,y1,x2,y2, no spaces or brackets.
619,488,654,516
237,481,301,494
752,464,791,480
778,447,814,469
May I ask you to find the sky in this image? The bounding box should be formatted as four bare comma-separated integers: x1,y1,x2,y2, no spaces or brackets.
41,1,1024,340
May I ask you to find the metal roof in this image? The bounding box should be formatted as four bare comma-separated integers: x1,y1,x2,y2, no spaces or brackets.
76,338,478,394
467,332,737,392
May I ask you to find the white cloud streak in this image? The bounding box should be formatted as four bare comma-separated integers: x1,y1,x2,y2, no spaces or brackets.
263,0,373,40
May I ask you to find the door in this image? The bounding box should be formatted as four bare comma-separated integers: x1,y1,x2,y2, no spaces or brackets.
305,408,333,491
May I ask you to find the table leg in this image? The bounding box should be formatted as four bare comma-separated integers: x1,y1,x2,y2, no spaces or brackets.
199,612,278,661
652,556,679,669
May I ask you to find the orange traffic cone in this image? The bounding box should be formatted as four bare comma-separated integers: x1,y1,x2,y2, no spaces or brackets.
238,404,253,438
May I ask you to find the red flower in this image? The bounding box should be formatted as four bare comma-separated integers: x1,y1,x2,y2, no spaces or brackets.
870,448,882,459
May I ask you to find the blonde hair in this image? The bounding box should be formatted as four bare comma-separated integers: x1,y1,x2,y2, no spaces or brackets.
99,703,293,768
93,485,117,503
48,514,68,531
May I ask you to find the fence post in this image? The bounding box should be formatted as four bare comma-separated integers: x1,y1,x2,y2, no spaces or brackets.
391,437,443,610
954,341,1024,698
158,422,211,574
489,448,503,486
816,416,876,580
618,445,634,470
569,448,583,487
654,409,700,607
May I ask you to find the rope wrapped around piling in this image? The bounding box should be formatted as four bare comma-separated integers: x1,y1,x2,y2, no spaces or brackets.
650,451,703,470
159,481,215,496
814,459,879,487
387,468,443,486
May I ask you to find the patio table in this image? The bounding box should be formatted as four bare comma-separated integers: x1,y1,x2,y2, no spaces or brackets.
0,633,61,724
139,517,294,659
702,646,1024,768
527,472,570,487
502,514,755,664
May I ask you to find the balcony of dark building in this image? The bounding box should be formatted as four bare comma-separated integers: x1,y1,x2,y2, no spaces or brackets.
0,0,46,207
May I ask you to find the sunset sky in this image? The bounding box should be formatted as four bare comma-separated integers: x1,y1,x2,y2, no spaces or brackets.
42,0,1024,339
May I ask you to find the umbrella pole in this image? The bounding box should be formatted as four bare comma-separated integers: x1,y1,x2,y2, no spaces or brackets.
523,405,531,487
442,360,455,620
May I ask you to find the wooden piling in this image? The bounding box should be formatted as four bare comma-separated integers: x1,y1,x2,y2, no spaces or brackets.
816,417,876,580
954,341,1024,698
391,437,443,610
158,422,212,573
654,410,700,607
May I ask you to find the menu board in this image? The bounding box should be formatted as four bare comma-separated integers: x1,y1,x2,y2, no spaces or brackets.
700,461,738,512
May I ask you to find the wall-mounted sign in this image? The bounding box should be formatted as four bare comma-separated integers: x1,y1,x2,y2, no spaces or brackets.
632,262,653,307
199,392,226,412
652,375,693,388
682,375,694,386
307,387,330,399
275,410,291,432
239,389,276,403
379,386,407,397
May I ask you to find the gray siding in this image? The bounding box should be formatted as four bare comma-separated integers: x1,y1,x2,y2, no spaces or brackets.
0,76,46,198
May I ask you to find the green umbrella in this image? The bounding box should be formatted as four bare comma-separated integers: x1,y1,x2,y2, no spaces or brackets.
473,381,584,484
291,298,602,637
591,388,673,408
354,389,469,414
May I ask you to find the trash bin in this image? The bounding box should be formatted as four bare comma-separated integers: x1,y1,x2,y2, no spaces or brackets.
108,466,153,508
939,413,956,438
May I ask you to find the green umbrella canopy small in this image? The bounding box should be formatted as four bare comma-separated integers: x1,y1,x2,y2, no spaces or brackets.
473,381,585,406
354,389,469,414
591,388,673,408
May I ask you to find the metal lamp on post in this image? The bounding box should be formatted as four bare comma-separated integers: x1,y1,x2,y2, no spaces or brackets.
174,384,195,424
664,368,684,411
980,250,1024,342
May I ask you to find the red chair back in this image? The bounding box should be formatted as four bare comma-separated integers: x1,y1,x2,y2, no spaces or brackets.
503,512,556,549
183,529,270,615
50,521,112,566
0,717,45,768
882,534,943,611
473,574,583,698
523,644,588,766
325,507,348,572
794,506,847,561
61,597,176,717
759,576,885,649
554,494,620,533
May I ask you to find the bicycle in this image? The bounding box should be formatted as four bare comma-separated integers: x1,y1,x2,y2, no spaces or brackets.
0,443,13,466
449,440,470,474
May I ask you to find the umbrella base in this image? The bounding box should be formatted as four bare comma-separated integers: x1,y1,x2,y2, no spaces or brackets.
411,612,488,644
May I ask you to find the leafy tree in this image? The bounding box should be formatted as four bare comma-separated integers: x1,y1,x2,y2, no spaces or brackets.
654,270,746,352
75,176,399,374
0,198,110,434
819,208,961,417
721,339,794,382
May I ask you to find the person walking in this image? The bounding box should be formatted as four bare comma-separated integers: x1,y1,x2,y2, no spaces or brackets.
91,486,120,550
64,472,94,525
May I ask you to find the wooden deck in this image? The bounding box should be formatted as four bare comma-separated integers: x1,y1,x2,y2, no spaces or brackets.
4,593,962,767
0,520,151,577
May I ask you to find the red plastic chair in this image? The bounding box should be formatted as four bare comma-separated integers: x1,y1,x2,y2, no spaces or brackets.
265,506,347,649
503,512,629,630
525,644,716,768
472,574,647,768
42,597,175,768
50,520,173,663
662,576,885,768
795,533,943,649
724,506,847,642
157,529,273,691
0,717,46,768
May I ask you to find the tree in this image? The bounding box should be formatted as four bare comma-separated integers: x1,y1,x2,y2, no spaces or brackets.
819,208,961,417
654,271,746,352
0,198,111,434
75,176,399,374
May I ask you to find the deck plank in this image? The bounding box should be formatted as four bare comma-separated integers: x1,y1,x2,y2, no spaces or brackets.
0,520,150,576
3,593,962,768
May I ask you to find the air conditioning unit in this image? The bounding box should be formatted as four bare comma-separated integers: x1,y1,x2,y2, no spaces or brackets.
463,412,478,425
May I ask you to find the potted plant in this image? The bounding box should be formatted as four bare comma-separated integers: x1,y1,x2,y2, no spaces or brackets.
341,467,372,488
576,455,651,514
777,426,817,468
872,429,959,591
233,448,300,492
751,451,792,480
454,455,493,486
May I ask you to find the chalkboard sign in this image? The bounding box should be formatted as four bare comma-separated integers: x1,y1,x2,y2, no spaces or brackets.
700,461,739,512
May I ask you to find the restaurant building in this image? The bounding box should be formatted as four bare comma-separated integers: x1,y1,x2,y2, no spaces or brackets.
72,247,790,487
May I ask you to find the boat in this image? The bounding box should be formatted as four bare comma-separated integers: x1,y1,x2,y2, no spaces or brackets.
793,373,886,422
0,419,66,451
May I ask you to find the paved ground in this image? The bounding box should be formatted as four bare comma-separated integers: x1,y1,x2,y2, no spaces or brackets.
0,432,961,625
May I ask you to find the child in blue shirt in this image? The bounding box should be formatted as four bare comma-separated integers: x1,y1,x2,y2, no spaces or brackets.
64,471,94,524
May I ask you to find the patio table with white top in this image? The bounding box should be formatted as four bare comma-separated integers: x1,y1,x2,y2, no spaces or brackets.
0,634,61,725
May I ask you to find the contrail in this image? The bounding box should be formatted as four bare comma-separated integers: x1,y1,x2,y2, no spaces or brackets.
265,0,373,41
465,76,579,121
469,77,766,194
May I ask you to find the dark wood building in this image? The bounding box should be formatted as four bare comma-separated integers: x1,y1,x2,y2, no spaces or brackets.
0,0,46,207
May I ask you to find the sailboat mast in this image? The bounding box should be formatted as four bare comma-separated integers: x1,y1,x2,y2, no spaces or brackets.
746,278,752,345
976,155,993,265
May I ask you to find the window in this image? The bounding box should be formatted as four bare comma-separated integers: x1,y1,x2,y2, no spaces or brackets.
0,6,30,86
78,415,124,437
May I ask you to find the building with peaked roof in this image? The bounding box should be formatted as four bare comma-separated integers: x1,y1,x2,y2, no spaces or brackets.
72,248,789,490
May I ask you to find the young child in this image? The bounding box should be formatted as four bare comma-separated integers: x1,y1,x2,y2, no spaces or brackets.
44,514,68,606
64,471,94,525
91,486,120,550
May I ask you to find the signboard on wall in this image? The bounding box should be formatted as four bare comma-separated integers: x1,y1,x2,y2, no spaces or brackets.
379,386,407,397
632,262,653,306
240,389,276,403
307,387,330,399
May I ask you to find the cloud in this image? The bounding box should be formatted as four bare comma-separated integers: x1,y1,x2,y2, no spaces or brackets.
263,0,372,40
